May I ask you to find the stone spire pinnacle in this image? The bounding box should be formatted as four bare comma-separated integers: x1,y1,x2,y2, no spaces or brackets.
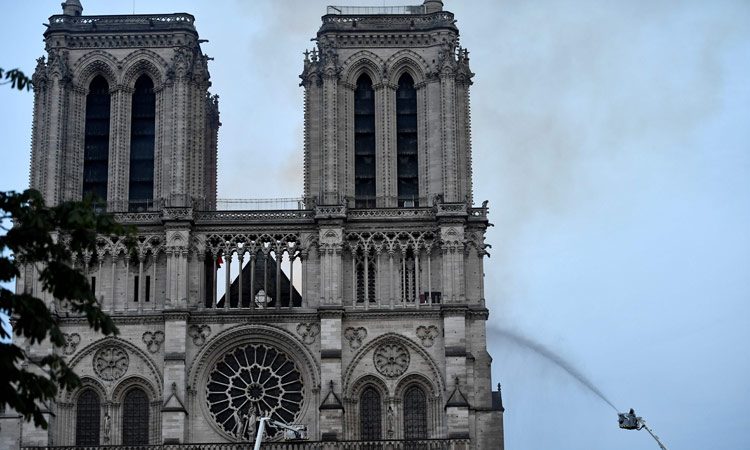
61,0,83,16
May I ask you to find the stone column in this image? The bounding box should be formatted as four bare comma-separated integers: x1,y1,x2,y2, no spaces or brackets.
64,85,86,202
318,225,343,305
39,50,71,206
374,82,397,207
321,56,339,204
109,85,133,209
443,307,470,439
164,216,191,310
161,312,189,443
318,309,344,440
439,68,458,202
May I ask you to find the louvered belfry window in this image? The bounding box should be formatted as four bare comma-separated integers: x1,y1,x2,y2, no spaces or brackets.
396,73,419,206
82,75,111,204
360,387,382,440
128,75,156,212
122,388,149,445
75,389,101,446
354,74,376,208
403,386,428,439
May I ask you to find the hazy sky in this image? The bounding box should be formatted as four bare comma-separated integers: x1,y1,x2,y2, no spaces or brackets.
2,1,749,449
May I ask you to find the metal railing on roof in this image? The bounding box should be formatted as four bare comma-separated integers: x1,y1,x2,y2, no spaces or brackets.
49,13,195,26
214,198,307,210
23,438,470,450
326,5,427,15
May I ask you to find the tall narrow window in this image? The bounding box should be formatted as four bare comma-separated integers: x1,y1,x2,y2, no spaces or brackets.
354,74,376,208
122,388,149,445
75,389,100,446
403,386,427,439
129,75,156,212
396,73,419,207
82,75,111,206
360,387,381,440
356,250,376,303
401,250,417,303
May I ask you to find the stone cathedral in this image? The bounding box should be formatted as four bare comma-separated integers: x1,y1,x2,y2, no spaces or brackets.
4,0,504,448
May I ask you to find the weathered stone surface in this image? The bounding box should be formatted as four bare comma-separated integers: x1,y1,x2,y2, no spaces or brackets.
15,1,501,448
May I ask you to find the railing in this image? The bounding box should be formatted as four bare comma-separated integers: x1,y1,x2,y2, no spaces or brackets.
105,197,484,223
23,439,469,450
321,10,455,28
49,13,195,26
195,210,315,222
214,198,308,211
326,5,426,15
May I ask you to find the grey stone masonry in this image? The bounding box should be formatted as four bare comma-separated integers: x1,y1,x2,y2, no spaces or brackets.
30,11,219,210
301,3,475,207
13,1,503,449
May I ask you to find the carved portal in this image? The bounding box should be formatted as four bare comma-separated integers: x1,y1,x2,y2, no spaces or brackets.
373,342,410,378
93,346,129,381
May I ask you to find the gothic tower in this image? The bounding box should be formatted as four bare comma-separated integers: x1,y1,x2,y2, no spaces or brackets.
9,1,504,449
301,1,474,208
29,0,219,211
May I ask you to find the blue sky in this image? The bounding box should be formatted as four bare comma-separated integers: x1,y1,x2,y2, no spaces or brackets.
2,1,749,448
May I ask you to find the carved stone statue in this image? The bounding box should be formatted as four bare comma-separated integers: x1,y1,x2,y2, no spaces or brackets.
103,411,111,442
232,408,243,440
387,405,395,436
245,406,258,440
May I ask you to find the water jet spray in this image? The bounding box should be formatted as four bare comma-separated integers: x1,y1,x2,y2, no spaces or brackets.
618,408,668,450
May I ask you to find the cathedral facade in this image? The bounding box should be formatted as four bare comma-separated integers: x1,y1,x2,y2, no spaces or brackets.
4,1,504,448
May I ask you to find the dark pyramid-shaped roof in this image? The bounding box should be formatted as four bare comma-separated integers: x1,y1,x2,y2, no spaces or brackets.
218,252,302,308
445,377,470,409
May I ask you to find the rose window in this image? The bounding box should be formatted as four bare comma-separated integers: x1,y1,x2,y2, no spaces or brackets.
206,344,304,440
92,346,129,381
373,342,410,378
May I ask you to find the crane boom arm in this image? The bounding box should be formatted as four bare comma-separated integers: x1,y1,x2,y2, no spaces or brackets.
253,417,308,450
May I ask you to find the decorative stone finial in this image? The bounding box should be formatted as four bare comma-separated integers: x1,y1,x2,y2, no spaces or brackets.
61,0,83,16
423,0,443,13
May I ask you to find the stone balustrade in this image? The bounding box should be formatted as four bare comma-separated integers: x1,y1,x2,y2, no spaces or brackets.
23,438,470,450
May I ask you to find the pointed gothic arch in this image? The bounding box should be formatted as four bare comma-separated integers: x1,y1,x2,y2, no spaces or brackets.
385,50,429,86
74,52,119,90
403,385,428,439
128,74,156,211
75,388,101,446
342,50,385,86
120,50,168,90
360,387,382,440
121,387,150,445
343,332,445,399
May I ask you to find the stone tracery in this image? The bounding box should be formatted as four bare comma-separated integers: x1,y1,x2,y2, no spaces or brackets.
373,342,410,378
93,346,129,381
206,344,305,440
